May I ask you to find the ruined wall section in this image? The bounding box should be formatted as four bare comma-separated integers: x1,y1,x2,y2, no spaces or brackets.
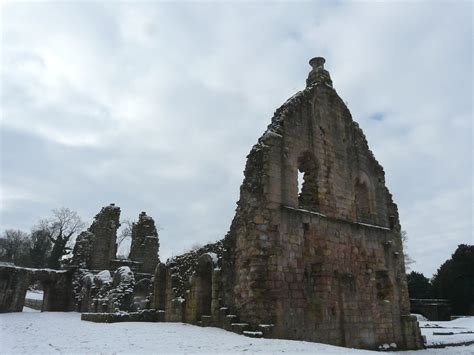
88,204,121,270
158,236,238,324
166,240,225,298
0,265,73,312
229,63,419,349
273,208,412,348
72,267,137,313
129,212,160,274
71,231,95,269
229,133,278,325
273,85,391,226
148,57,419,349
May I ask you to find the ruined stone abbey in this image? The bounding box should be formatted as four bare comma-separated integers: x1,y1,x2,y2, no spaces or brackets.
0,58,423,350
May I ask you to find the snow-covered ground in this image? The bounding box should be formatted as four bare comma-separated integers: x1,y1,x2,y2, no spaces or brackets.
419,317,474,347
0,311,473,354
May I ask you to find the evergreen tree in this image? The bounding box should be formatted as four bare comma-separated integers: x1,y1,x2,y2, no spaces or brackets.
432,244,474,315
407,271,433,299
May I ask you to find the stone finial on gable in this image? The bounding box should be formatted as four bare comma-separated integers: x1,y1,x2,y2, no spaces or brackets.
306,56,333,88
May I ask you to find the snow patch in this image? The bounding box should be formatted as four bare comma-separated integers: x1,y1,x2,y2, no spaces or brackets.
2,312,473,354
96,270,112,283
116,266,133,282
412,313,429,321
206,252,219,265
419,317,474,346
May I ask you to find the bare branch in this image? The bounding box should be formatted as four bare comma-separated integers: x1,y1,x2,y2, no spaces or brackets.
117,219,134,247
32,207,86,269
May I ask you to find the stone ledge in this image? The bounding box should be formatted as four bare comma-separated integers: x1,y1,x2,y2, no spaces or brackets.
81,309,164,323
282,206,391,231
24,298,43,310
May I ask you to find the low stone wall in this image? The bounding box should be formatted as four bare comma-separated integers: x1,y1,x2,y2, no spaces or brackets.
81,309,164,323
24,298,43,310
410,299,451,321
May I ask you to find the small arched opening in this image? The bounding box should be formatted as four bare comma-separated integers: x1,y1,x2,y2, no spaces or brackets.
196,254,213,318
23,279,44,312
297,151,319,211
354,172,373,224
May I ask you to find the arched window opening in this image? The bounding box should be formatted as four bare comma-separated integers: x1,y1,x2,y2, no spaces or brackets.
196,255,213,318
297,152,319,211
297,170,304,197
355,174,373,223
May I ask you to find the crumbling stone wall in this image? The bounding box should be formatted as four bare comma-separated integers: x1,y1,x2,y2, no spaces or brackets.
69,205,161,314
71,204,121,270
88,204,121,270
181,253,221,324
73,266,137,313
0,265,73,312
165,240,224,298
71,231,95,269
153,239,233,324
153,57,423,350
227,57,422,349
129,212,159,274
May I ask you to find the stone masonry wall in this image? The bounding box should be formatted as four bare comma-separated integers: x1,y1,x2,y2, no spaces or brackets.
0,265,73,312
152,57,422,350
129,212,160,274
70,204,121,270
88,204,121,270
71,231,95,269
269,207,409,348
226,58,422,349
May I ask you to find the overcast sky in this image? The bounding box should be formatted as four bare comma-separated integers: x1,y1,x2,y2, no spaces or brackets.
1,1,472,277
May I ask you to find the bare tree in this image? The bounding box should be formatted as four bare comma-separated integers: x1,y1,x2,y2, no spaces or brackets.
402,230,415,271
34,207,85,269
117,219,133,247
116,219,134,257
